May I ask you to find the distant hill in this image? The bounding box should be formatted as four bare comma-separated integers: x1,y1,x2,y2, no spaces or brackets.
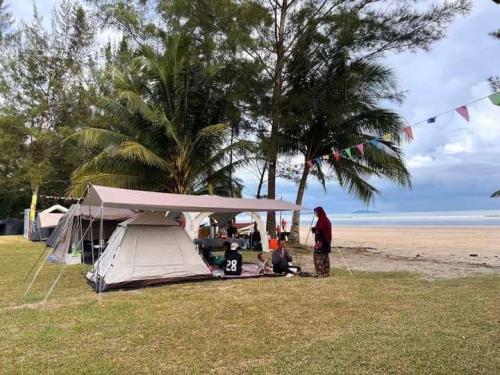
352,210,379,214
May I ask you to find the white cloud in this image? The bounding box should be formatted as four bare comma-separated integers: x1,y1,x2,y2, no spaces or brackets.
407,155,433,168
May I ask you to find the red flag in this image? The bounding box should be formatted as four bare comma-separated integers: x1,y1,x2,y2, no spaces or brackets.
334,150,341,161
356,143,364,156
456,105,469,122
306,160,314,169
403,126,414,141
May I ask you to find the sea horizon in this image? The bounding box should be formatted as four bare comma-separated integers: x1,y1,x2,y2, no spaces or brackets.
298,209,500,227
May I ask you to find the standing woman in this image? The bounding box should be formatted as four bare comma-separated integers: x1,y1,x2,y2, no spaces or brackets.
312,207,332,277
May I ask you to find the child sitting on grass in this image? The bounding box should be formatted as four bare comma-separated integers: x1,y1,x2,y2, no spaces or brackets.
256,252,270,275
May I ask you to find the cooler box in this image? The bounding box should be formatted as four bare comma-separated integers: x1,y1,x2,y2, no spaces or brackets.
268,239,279,250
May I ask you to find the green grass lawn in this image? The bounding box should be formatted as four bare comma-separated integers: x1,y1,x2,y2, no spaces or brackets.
1,236,499,374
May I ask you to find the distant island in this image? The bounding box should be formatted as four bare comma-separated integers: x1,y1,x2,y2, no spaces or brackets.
352,210,379,214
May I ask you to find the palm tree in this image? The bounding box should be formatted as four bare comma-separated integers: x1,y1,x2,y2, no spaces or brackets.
492,190,500,198
68,35,248,196
283,50,411,242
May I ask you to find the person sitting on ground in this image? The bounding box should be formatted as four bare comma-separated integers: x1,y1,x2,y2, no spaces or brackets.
256,252,270,275
271,239,301,276
195,240,211,264
222,241,232,258
222,242,243,275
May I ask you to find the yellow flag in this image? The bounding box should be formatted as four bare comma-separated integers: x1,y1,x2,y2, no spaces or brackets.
29,192,38,221
383,133,393,142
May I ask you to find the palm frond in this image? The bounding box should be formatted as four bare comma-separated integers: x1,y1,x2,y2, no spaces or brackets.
68,173,155,196
67,128,129,148
114,140,171,172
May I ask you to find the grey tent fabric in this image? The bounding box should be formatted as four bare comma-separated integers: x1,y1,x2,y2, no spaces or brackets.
47,204,136,264
86,212,212,291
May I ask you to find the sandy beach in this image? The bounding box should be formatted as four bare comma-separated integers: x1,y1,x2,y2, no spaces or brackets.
298,226,500,278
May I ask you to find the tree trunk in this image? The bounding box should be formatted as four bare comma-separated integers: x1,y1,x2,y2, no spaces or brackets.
229,123,234,197
256,159,268,199
27,184,39,240
266,0,288,236
289,162,310,244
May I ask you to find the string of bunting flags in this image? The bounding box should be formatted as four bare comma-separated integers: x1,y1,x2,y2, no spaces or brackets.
40,195,79,201
306,91,500,169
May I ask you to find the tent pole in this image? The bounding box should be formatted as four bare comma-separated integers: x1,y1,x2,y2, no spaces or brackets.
36,214,43,241
90,212,94,267
36,186,90,302
335,246,353,276
295,211,315,270
23,251,48,298
42,264,67,303
70,210,99,261
78,208,84,270
23,245,49,282
97,204,104,293
304,213,315,248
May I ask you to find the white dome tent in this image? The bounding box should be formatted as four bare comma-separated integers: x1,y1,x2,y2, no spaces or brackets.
87,212,213,291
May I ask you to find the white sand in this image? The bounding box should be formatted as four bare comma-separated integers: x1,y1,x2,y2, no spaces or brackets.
297,226,500,278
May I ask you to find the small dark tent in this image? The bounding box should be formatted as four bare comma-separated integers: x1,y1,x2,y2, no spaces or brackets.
0,218,23,235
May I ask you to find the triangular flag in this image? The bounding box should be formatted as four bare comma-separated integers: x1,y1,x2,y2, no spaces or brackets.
383,133,393,142
370,139,380,149
427,117,436,124
306,160,314,169
403,126,414,141
455,105,469,122
356,143,365,157
333,150,341,161
489,92,500,106
322,154,329,160
344,148,352,158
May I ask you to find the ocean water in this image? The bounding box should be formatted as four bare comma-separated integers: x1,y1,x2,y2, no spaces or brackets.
298,210,500,227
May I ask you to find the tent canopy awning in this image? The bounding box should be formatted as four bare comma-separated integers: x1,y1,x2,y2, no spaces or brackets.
78,205,136,221
82,185,302,213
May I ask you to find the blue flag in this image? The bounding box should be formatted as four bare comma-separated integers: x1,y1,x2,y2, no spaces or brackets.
370,139,380,149
427,117,436,124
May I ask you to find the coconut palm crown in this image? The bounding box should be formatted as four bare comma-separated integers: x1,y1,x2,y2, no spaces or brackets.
68,35,248,197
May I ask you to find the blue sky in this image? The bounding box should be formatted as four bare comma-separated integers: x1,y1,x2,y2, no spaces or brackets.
8,0,500,214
